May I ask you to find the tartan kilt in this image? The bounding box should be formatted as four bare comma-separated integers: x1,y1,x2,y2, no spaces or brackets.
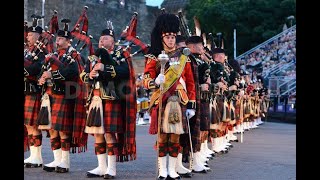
102,99,123,133
210,100,220,125
151,100,188,134
51,93,75,133
200,101,210,131
24,94,41,126
74,90,87,128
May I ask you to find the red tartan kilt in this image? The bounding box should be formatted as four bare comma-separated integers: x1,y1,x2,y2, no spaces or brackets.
103,99,123,133
51,94,75,132
24,94,41,126
200,101,210,131
74,91,86,124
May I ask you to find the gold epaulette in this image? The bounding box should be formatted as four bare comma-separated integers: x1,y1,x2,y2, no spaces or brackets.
144,54,157,64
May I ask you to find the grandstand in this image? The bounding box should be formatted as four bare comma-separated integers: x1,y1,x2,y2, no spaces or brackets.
236,25,296,117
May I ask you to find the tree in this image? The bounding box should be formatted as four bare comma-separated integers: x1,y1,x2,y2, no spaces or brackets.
185,0,296,58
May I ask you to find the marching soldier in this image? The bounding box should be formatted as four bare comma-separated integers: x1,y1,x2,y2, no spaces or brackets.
82,20,137,179
24,15,46,168
144,13,196,180
185,35,213,173
209,43,231,153
38,19,82,173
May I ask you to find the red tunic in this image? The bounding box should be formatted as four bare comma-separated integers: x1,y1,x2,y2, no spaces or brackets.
143,50,196,134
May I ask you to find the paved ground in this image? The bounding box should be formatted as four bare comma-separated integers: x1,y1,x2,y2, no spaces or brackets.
24,121,296,180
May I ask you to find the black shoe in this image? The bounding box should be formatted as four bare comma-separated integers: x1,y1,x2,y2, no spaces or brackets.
25,163,42,168
86,171,103,178
192,169,207,173
210,153,215,157
178,172,193,178
231,139,239,142
228,144,234,148
55,166,69,173
43,165,56,172
157,176,166,180
208,156,214,160
104,174,115,179
167,175,181,180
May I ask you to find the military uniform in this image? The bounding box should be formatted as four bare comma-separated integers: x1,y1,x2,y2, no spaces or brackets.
144,13,196,180
38,19,83,173
83,22,137,178
184,36,213,174
24,16,46,168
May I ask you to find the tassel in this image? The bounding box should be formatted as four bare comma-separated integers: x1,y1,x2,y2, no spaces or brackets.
36,107,45,125
40,107,49,125
93,107,102,127
38,93,52,130
89,107,97,127
86,107,95,127
84,96,104,134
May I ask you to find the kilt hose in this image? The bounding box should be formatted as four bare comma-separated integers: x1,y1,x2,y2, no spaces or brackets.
24,94,41,126
200,101,210,131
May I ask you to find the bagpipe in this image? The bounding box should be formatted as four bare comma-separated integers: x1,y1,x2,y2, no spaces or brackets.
178,10,192,38
70,6,95,58
115,12,149,59
24,14,56,62
37,6,94,95
84,12,149,111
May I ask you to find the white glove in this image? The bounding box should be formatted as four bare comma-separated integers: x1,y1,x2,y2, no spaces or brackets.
155,74,165,85
186,109,196,119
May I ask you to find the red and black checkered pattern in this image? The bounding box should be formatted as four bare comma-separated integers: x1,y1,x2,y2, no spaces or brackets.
32,134,42,147
24,94,41,126
71,31,95,55
168,142,180,157
102,100,123,132
123,35,149,55
117,51,137,162
200,101,210,131
158,142,167,157
50,136,61,150
94,142,106,155
61,138,71,151
49,92,75,133
71,57,88,153
107,143,118,156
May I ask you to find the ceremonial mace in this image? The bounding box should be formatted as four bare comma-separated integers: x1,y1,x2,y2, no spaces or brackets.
182,48,195,170
156,50,169,179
